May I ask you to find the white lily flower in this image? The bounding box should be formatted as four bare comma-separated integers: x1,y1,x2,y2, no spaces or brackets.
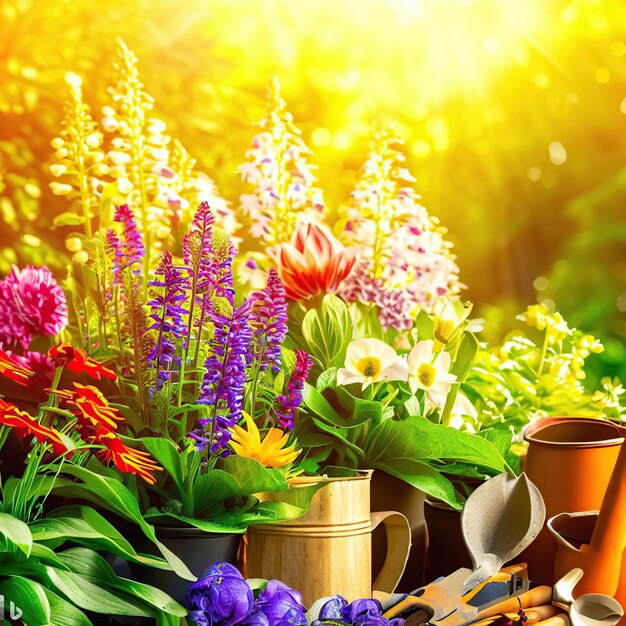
407,340,457,403
446,392,478,431
337,338,409,390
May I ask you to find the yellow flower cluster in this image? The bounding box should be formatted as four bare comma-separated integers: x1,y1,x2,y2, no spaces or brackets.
48,38,234,273
517,304,573,345
469,305,611,430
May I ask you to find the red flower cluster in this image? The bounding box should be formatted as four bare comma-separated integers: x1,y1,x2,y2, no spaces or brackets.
0,342,160,484
52,382,161,484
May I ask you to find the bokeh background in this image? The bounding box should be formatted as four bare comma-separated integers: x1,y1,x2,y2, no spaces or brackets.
1,0,625,380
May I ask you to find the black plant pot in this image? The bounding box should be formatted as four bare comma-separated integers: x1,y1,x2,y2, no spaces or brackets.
424,498,472,583
124,525,241,604
96,525,240,625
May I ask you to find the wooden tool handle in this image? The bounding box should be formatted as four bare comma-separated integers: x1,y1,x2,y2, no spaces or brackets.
533,615,570,626
525,605,563,623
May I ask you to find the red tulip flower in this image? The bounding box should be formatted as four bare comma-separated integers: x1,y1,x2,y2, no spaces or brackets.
273,222,356,300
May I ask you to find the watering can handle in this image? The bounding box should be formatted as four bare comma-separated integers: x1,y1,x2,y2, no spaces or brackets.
371,511,412,594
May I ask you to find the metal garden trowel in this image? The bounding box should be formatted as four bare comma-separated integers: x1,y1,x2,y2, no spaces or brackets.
462,472,546,591
381,472,546,626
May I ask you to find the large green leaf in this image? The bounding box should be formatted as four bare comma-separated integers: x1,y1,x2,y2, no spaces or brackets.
0,513,32,557
57,548,186,617
220,456,288,496
365,416,507,473
372,458,460,509
42,564,156,617
30,506,170,570
42,587,92,626
0,576,50,625
192,469,244,515
303,383,345,424
139,437,186,495
53,465,195,581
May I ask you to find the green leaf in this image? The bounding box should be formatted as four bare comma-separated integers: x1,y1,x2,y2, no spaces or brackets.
0,513,32,557
372,458,460,509
316,367,338,392
53,465,195,581
42,564,156,617
54,212,86,227
139,437,191,511
57,548,186,617
30,506,170,570
0,576,50,625
415,308,435,340
143,511,246,533
334,387,383,425
310,416,364,457
364,416,506,478
303,383,346,424
192,469,243,514
42,587,92,626
220,456,288,496
139,437,186,490
451,331,480,379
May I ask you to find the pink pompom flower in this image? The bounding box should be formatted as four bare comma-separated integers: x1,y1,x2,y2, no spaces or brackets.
0,266,68,349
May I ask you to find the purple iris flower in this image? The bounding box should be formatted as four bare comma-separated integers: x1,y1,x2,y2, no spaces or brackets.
241,611,271,626
341,599,383,623
255,580,307,626
200,562,242,579
187,566,253,626
318,595,348,620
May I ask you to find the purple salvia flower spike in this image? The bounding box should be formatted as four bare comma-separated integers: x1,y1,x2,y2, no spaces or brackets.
249,268,288,372
191,300,253,454
274,349,312,431
147,251,188,390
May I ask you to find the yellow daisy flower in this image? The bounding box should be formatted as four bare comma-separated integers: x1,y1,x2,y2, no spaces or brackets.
230,412,301,469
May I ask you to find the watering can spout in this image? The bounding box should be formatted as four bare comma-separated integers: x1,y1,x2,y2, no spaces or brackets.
589,441,626,556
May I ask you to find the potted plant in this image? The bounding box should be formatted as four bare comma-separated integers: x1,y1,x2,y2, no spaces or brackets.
0,350,187,625
21,200,317,603
283,294,519,588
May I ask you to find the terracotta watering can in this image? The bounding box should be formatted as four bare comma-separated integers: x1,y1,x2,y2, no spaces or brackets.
553,568,624,626
548,433,626,607
523,417,626,585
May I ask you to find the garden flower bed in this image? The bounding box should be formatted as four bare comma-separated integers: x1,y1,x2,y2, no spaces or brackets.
0,36,625,626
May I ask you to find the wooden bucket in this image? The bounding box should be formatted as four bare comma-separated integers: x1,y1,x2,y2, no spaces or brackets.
246,471,411,606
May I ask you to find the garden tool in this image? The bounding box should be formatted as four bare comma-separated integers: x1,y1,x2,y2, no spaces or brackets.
381,472,547,626
552,568,624,626
548,433,626,605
